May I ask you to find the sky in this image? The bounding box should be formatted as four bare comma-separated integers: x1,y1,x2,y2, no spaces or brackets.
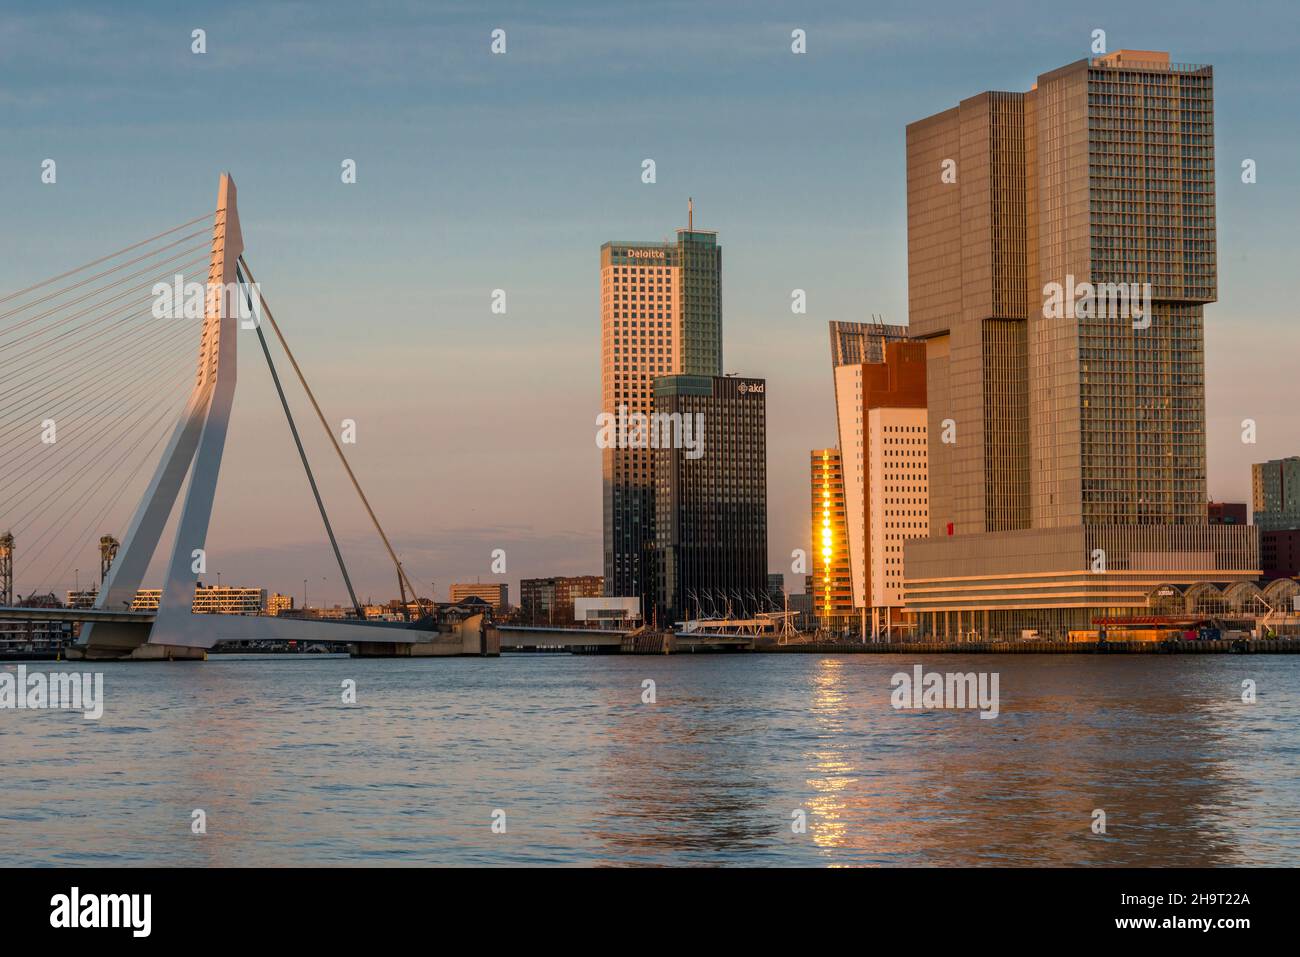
2,0,1299,606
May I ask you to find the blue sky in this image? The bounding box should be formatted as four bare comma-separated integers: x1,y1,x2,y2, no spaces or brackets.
3,0,1299,603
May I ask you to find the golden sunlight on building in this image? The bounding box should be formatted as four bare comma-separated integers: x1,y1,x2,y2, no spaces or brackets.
810,449,853,631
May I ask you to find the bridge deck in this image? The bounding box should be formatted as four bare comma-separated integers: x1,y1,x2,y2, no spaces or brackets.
0,607,154,623
0,607,439,646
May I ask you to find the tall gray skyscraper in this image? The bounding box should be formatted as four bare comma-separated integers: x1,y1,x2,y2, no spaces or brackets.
651,375,766,622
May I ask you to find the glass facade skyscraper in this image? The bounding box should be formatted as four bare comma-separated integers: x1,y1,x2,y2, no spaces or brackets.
651,375,766,622
810,448,854,631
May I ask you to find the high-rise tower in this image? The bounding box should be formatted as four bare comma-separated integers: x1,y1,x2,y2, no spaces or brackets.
600,218,721,605
810,449,853,632
902,51,1257,639
651,374,766,621
833,341,928,637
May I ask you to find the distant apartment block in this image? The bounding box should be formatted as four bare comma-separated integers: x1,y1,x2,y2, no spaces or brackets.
448,582,509,611
266,592,295,616
519,575,604,624
1252,459,1300,580
1252,457,1300,530
130,584,268,615
66,590,99,609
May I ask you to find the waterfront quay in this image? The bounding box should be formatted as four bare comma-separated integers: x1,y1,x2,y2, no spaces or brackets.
756,638,1300,655
488,629,1300,655
6,625,1300,662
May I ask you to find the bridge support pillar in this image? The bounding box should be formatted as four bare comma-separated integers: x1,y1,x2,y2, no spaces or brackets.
351,615,498,657
67,640,206,661
126,644,207,661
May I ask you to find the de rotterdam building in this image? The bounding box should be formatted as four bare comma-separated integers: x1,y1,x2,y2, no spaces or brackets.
902,50,1258,639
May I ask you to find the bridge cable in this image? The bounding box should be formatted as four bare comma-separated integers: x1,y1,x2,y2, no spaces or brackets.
10,363,195,542
0,316,198,451
237,255,422,616
15,370,191,597
0,219,209,598
17,367,195,596
0,229,213,330
0,244,210,354
1,362,196,532
0,306,197,412
25,377,194,598
0,317,197,494
0,321,200,491
236,262,364,619
0,250,210,366
14,362,193,549
0,212,214,307
41,416,177,605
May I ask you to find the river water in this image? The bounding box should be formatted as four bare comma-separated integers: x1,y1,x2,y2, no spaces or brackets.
2,653,1296,866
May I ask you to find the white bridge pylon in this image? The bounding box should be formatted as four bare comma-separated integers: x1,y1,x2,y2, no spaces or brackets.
80,174,430,654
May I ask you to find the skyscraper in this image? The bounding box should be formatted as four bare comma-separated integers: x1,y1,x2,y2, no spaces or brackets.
902,50,1257,639
810,448,853,631
823,321,923,638
833,341,928,637
652,375,766,622
600,215,722,606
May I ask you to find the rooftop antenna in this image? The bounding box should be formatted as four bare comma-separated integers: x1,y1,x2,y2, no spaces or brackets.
688,197,693,231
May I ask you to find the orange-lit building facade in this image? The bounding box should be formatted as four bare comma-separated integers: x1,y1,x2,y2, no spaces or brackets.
810,448,853,631
833,340,928,637
902,51,1258,639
